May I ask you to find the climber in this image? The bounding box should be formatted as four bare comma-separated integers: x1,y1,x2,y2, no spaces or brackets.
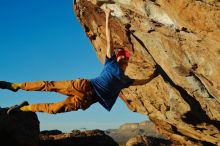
0,7,157,114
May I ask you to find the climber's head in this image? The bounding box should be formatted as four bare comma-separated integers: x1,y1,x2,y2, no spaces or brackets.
116,49,131,72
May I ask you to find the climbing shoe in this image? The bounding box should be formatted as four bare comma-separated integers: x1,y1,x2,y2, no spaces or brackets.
7,101,29,115
0,81,20,92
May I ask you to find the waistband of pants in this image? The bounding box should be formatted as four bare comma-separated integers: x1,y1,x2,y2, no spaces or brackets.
88,80,98,101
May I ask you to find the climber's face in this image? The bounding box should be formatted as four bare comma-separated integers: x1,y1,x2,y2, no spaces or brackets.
117,56,128,72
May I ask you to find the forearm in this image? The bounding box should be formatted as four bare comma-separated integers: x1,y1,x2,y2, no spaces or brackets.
131,72,158,86
132,79,151,86
106,15,111,55
105,9,113,58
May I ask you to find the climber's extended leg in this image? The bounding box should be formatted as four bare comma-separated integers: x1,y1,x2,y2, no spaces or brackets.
0,81,21,92
0,79,91,97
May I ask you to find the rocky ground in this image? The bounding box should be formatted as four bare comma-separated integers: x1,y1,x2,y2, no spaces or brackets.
39,121,172,146
39,129,118,146
0,107,171,146
39,129,172,146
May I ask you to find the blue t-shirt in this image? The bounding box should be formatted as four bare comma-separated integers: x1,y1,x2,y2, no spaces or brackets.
90,54,134,111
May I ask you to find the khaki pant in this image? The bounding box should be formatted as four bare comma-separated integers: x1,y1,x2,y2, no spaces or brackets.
21,79,97,114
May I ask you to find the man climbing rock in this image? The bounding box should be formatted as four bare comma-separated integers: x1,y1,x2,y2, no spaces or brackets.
0,8,157,114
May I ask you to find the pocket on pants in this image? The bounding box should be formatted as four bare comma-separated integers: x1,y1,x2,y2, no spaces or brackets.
64,95,94,111
78,95,94,110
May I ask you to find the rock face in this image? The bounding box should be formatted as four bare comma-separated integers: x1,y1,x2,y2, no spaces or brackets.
73,0,220,145
126,135,172,146
0,108,40,146
39,129,118,146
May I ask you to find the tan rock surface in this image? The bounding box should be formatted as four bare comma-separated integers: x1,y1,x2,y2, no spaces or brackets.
73,0,220,145
126,135,171,146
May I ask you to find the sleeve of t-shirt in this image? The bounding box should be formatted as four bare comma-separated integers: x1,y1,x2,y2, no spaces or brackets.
104,53,117,65
124,75,135,88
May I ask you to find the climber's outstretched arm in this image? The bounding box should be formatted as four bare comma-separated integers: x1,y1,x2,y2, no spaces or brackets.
131,72,158,86
104,7,114,58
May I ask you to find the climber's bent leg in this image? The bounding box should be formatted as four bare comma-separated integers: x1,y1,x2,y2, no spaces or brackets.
21,94,98,114
27,101,72,114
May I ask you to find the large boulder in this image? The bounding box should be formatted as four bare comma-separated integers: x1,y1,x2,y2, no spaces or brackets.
73,0,220,145
0,107,40,146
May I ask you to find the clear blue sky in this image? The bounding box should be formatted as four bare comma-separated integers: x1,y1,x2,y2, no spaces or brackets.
0,0,147,132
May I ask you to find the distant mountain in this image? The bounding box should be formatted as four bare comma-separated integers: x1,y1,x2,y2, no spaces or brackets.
105,120,167,145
